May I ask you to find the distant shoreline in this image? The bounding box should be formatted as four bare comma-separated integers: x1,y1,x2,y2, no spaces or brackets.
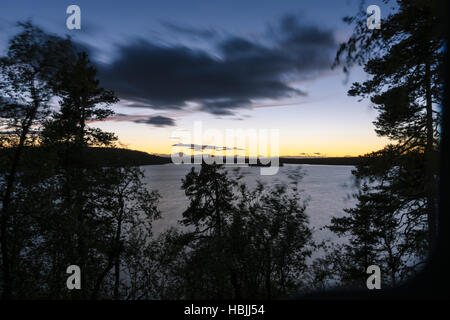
151,155,364,166
279,157,363,166
1,147,364,167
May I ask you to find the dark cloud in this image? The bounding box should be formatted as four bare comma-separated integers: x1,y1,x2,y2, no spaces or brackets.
77,20,104,36
98,14,336,116
173,143,215,151
172,143,244,151
198,98,252,115
72,40,96,57
162,22,218,39
269,15,337,71
121,102,154,109
133,115,176,127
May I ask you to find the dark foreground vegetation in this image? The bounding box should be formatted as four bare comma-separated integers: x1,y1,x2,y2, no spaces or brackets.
0,0,443,299
0,147,171,167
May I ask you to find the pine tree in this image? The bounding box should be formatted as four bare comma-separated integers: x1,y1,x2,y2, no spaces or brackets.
329,0,444,286
40,51,120,298
0,22,74,299
164,164,313,299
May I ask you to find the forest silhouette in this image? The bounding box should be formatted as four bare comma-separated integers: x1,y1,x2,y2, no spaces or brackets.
0,0,444,299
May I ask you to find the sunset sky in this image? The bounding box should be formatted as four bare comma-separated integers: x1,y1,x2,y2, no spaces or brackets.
0,0,393,157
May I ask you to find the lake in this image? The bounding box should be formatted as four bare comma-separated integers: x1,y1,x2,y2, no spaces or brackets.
141,163,357,244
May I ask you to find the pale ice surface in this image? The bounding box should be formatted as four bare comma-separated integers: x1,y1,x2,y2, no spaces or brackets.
141,163,358,244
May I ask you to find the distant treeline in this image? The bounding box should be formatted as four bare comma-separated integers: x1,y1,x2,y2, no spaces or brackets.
173,156,364,166
280,157,364,166
0,146,171,167
0,147,364,167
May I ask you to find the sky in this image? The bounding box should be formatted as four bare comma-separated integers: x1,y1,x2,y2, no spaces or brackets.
0,0,393,157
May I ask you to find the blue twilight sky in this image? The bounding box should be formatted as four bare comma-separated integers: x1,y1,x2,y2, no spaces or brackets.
0,0,394,156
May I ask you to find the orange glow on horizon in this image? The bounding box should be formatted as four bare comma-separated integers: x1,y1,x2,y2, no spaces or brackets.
116,142,388,158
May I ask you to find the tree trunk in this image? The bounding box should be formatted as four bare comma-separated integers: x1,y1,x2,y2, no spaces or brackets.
113,212,123,300
1,106,37,300
424,59,437,255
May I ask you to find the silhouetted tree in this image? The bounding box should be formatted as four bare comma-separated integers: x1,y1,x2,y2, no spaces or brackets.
235,171,313,298
328,0,444,286
0,24,163,300
0,22,74,299
96,167,160,300
180,163,235,298
160,164,314,299
38,51,118,298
